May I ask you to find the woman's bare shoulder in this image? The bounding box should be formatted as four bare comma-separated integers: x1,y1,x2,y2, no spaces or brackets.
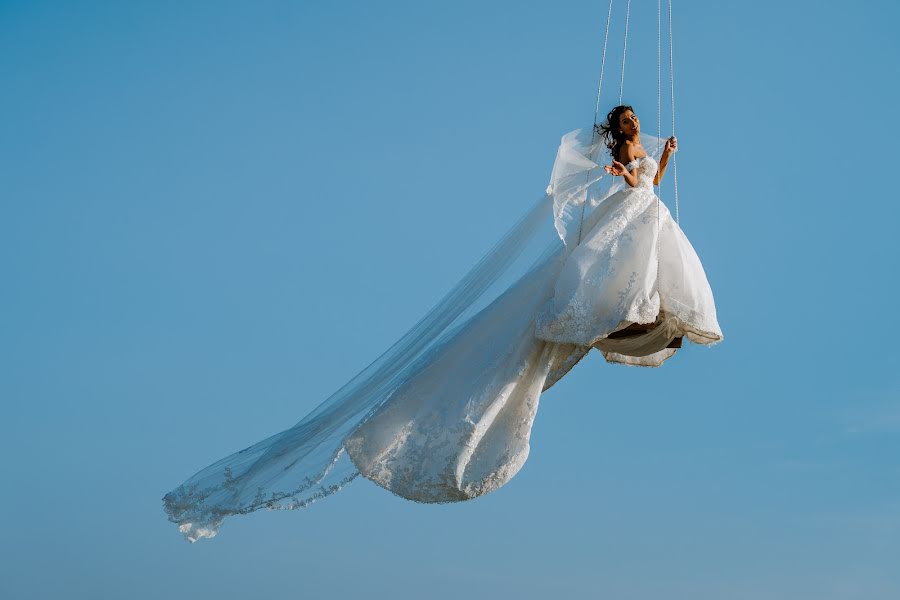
617,142,647,164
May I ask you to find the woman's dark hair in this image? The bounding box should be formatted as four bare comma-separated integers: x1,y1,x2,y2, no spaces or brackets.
595,104,634,164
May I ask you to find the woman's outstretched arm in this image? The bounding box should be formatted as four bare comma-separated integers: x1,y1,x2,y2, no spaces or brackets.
604,145,641,187
605,160,640,187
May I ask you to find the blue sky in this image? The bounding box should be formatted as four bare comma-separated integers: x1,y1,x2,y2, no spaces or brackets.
2,1,899,598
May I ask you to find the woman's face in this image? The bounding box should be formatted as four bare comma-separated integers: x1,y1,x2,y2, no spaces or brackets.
618,109,640,136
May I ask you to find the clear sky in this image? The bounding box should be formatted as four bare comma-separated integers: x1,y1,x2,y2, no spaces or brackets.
2,1,899,598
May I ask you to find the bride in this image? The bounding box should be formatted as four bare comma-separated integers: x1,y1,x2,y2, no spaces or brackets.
163,104,723,542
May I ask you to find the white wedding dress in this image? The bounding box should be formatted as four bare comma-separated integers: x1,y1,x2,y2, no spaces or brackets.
163,128,723,541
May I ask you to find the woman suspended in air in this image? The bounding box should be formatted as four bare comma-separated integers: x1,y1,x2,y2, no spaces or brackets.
163,0,723,540
162,101,722,541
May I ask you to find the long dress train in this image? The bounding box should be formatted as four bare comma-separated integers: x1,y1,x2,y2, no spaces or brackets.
163,127,723,541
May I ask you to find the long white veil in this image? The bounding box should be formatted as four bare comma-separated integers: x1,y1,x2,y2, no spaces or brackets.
163,127,666,542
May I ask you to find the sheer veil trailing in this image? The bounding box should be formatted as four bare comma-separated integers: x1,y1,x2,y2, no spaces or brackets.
163,128,667,542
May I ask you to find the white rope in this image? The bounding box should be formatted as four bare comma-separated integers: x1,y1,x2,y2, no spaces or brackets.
656,0,662,285
577,0,615,246
593,0,615,127
656,0,662,191
618,0,631,104
668,0,679,223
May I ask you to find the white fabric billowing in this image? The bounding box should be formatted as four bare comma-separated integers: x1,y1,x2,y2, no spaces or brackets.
163,126,722,541
545,128,607,243
343,250,581,503
163,175,566,542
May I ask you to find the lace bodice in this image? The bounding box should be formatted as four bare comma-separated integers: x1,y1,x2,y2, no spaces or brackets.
623,155,658,190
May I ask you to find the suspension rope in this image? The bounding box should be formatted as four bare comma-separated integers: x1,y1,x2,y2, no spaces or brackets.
593,0,615,128
668,0,679,223
618,0,632,104
656,0,662,289
577,0,615,246
656,0,662,191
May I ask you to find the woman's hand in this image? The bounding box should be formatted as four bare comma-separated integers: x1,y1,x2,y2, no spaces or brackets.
604,161,627,176
664,136,678,154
